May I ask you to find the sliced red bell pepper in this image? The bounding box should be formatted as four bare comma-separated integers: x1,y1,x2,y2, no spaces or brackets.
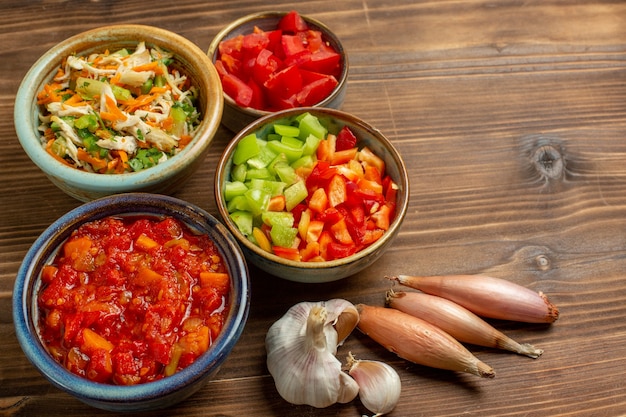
330,218,354,245
300,241,320,261
327,241,356,260
371,204,392,230
273,246,301,261
336,125,357,151
308,187,328,213
327,174,347,207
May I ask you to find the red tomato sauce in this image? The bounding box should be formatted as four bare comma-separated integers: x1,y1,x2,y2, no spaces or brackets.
37,216,231,385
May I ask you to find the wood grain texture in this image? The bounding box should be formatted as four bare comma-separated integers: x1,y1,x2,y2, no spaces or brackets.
2,0,626,416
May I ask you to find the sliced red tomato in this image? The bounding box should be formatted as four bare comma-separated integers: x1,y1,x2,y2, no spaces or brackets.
264,64,303,100
252,49,281,85
218,35,244,58
296,75,338,106
278,10,308,33
221,73,254,107
242,32,270,55
281,34,307,58
246,79,265,110
301,49,341,77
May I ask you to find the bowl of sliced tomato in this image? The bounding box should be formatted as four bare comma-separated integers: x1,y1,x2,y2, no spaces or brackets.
207,11,348,132
14,25,224,202
214,107,409,282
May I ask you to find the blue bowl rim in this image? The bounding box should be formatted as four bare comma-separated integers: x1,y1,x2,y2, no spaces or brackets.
12,193,250,404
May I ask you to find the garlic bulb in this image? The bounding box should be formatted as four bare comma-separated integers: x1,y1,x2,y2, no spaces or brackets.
265,299,360,408
347,353,401,416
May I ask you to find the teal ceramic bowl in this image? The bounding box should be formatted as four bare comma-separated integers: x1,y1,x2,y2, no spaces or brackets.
12,193,250,412
14,25,223,202
207,11,348,132
214,107,409,283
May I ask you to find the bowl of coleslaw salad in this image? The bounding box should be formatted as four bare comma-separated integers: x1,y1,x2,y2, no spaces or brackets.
14,24,223,202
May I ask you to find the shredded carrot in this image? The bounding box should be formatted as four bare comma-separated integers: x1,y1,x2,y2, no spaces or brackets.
121,93,156,113
52,67,65,81
178,134,193,148
149,86,169,94
117,150,128,163
63,93,88,107
77,148,107,171
109,72,122,86
160,116,174,132
107,159,119,173
101,95,127,122
132,61,160,73
37,83,66,105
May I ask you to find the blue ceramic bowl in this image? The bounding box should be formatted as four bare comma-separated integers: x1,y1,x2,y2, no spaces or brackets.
207,11,349,132
14,25,223,202
214,107,409,283
12,193,250,412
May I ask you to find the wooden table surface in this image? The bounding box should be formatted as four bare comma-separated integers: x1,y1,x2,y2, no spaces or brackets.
2,1,626,416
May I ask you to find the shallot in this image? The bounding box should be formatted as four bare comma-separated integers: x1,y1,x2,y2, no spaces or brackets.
386,290,544,358
393,274,559,324
356,304,495,378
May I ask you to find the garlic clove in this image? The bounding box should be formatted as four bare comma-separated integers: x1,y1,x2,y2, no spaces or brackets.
325,298,360,347
337,371,360,404
347,353,401,416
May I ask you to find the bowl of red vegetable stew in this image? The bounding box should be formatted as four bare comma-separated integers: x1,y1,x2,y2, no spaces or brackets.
14,24,223,202
215,107,409,282
12,193,250,412
207,11,348,132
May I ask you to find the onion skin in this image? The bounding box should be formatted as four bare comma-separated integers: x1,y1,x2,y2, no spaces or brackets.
394,274,559,324
386,290,544,358
356,304,495,378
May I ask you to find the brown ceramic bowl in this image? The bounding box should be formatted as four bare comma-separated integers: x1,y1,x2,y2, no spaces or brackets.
207,11,348,132
214,107,409,283
15,25,223,202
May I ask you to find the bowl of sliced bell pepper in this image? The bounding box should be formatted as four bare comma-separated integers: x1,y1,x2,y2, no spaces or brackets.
207,11,348,132
214,107,409,283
